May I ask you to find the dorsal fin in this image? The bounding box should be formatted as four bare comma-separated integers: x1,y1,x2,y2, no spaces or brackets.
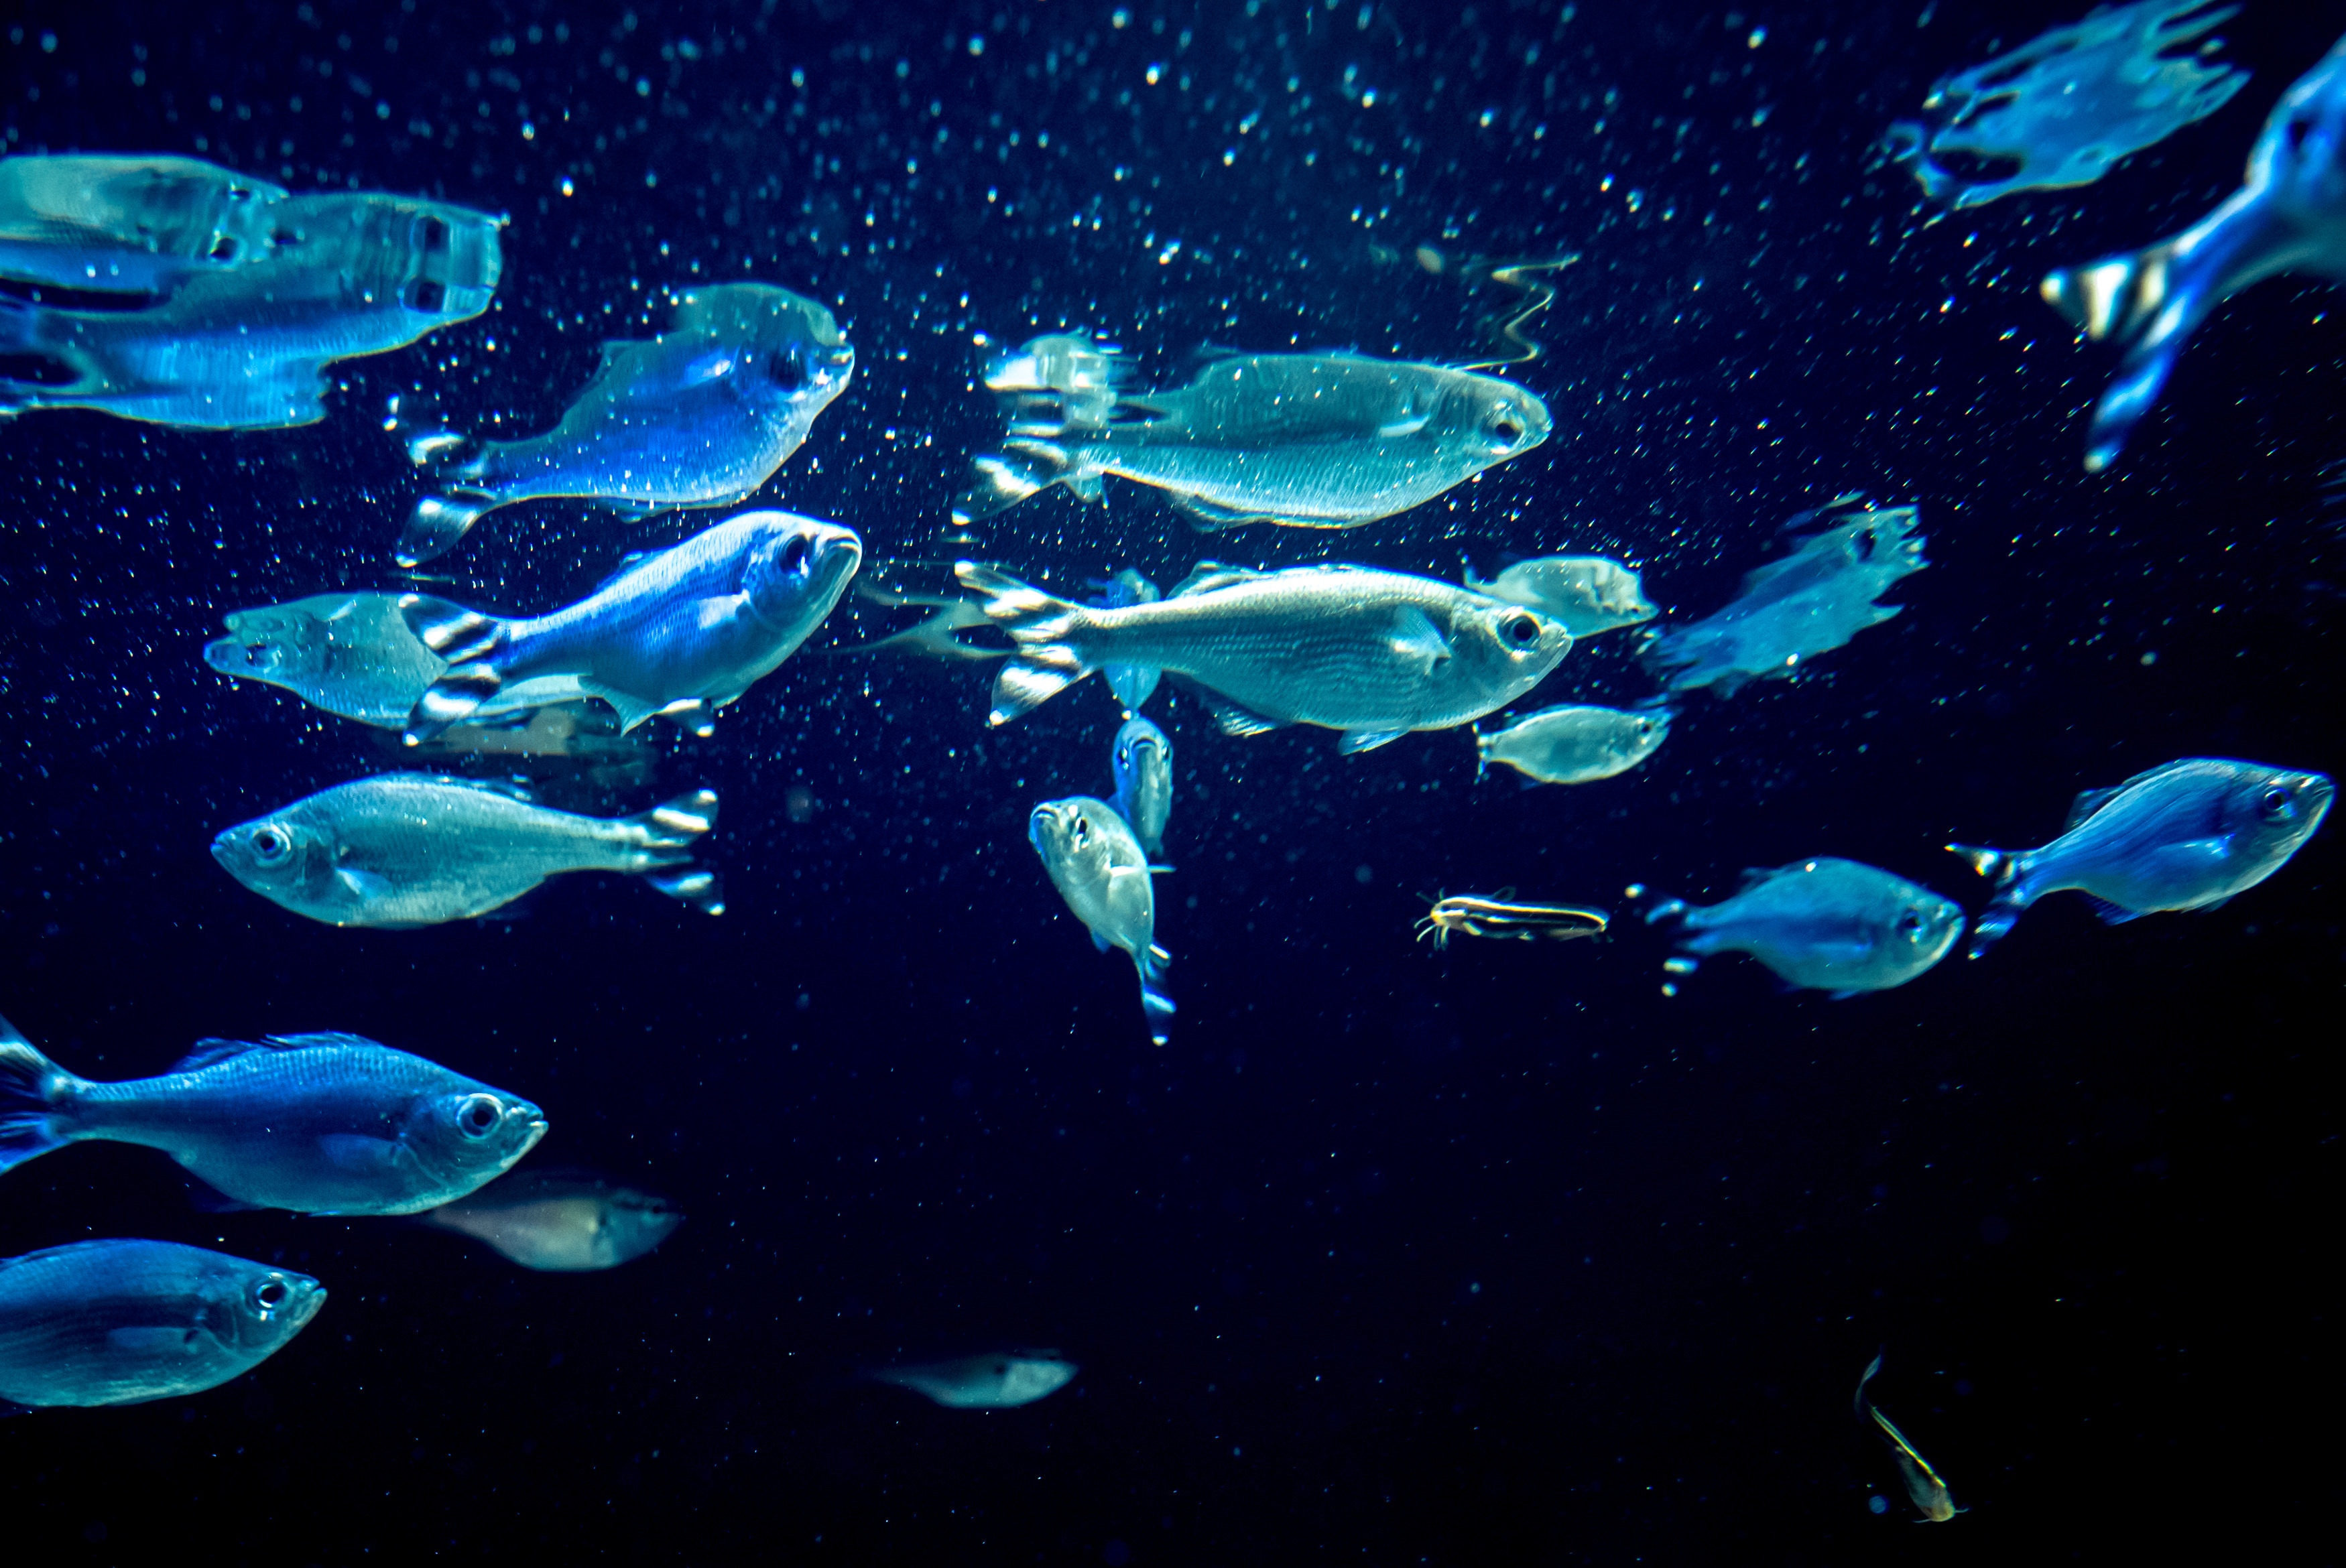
2064,785,2125,830
171,1032,382,1073
427,775,538,803
259,1031,385,1053
1167,560,1268,597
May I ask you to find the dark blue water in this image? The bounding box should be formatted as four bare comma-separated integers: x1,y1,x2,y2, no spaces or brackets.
2,2,2340,1561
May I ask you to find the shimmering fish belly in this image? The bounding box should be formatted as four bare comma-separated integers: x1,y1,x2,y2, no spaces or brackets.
1105,443,1447,525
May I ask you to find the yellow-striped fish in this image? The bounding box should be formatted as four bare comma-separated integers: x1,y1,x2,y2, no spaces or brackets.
1416,893,1607,949
1856,1354,1963,1522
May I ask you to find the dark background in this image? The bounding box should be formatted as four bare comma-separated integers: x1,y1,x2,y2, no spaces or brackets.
2,0,2340,1561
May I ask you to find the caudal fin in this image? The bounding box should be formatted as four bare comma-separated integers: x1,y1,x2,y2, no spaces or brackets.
1946,842,2030,958
395,495,499,568
399,594,514,743
616,790,724,915
0,1017,81,1175
1135,945,1174,1046
952,562,1096,725
385,392,499,565
951,440,1090,525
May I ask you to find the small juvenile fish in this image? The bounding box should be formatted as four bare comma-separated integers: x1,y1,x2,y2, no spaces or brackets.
1952,757,2333,956
1417,894,1608,949
0,153,289,292
391,282,854,564
397,511,862,741
1029,796,1174,1045
0,1238,324,1412
865,1350,1078,1409
1091,568,1164,710
1645,858,1965,996
0,1019,545,1214
420,1169,681,1272
1109,716,1174,860
1464,556,1657,638
212,773,721,927
1477,704,1671,785
1855,1354,1963,1523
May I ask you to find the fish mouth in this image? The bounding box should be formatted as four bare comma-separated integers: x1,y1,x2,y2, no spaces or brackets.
283,1282,328,1331
207,832,238,869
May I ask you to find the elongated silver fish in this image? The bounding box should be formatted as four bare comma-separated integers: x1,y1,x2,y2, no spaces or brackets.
391,283,854,564
420,1169,681,1271
1030,795,1174,1045
1417,893,1608,948
1951,757,2332,956
397,511,861,741
0,153,290,292
959,560,1572,755
211,774,721,927
0,1019,545,1214
865,1350,1078,1409
1477,704,1670,785
955,352,1551,531
1465,556,1656,638
1109,716,1174,860
1855,1354,1964,1522
1646,858,1965,996
0,1239,325,1412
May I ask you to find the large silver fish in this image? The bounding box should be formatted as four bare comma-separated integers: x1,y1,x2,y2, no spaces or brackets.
420,1169,682,1272
0,1238,324,1412
1476,703,1671,785
1646,858,1965,996
1464,555,1657,639
0,1019,545,1215
397,511,861,741
1029,795,1174,1045
391,283,855,564
958,560,1573,755
864,1350,1078,1409
0,153,290,292
211,774,721,927
954,350,1551,531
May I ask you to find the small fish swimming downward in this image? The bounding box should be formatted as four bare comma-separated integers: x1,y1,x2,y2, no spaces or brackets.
1645,858,1965,996
1855,1353,1963,1523
1109,716,1174,861
1029,796,1174,1044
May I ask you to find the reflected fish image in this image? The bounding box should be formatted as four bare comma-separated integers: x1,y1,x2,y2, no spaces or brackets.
1417,893,1608,949
0,1018,546,1214
959,560,1573,755
0,153,289,292
397,511,862,742
864,1350,1078,1410
1464,555,1657,639
420,1169,682,1272
1951,757,2333,957
2040,29,2346,471
1644,858,1965,996
0,1239,325,1413
0,189,502,429
1030,796,1174,1045
1476,703,1670,785
984,331,1125,430
1644,496,1926,697
1855,1354,1963,1523
391,282,855,565
1092,568,1164,710
1109,716,1174,860
204,592,590,731
212,774,722,927
1880,0,2248,209
954,351,1551,531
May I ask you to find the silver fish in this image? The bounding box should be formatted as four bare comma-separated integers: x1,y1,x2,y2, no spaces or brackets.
397,511,861,741
959,560,1573,755
1092,568,1164,710
1646,858,1965,996
0,1239,324,1412
954,352,1551,531
0,1019,545,1215
984,332,1125,430
420,1169,681,1272
864,1350,1078,1409
211,773,721,927
1855,1354,1964,1523
1644,496,1925,697
0,153,290,292
1465,556,1656,638
1951,757,2333,956
1477,704,1671,786
391,283,854,564
1109,716,1174,860
1029,795,1174,1045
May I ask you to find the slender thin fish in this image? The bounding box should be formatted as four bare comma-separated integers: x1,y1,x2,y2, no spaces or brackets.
1855,1354,1963,1523
1418,894,1609,949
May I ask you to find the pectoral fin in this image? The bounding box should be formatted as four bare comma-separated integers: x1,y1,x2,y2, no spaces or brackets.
336,868,393,902
1375,412,1432,438
318,1134,405,1173
1385,606,1453,671
2085,896,2144,926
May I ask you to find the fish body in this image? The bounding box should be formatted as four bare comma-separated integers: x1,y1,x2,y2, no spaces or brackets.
1952,757,2333,956
0,190,501,429
985,332,1124,430
960,560,1572,755
421,1169,681,1271
956,353,1550,531
1646,858,1965,996
0,1238,324,1411
1465,556,1656,637
1477,703,1670,785
0,1020,545,1214
2040,30,2346,470
397,511,862,740
1417,894,1607,948
1855,1354,1961,1523
1092,568,1164,709
0,153,290,292
1645,497,1925,696
1029,796,1174,1045
393,283,854,564
865,1351,1078,1409
211,773,722,927
1109,716,1174,860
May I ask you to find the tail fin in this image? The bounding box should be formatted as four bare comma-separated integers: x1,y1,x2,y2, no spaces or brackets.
615,790,723,915
385,391,499,565
1946,842,2028,958
394,494,498,568
1135,945,1174,1047
1641,897,1690,926
0,1017,81,1175
950,440,1086,525
398,594,513,743
952,562,1096,725
385,389,470,468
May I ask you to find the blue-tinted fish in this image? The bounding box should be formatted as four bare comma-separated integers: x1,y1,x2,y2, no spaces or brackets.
0,1018,546,1214
0,153,289,292
864,1350,1078,1409
1029,796,1174,1045
1091,568,1163,710
420,1169,681,1272
0,1239,324,1413
985,332,1125,430
1645,858,1966,996
1109,716,1174,860
391,283,855,565
397,511,861,742
1952,757,2333,956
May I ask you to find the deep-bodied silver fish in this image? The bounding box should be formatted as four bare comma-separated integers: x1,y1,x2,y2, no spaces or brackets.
1646,858,1965,996
397,511,861,741
211,773,721,927
1109,716,1174,860
954,351,1551,531
391,283,854,564
1030,795,1174,1045
0,1239,324,1412
1465,555,1657,638
204,592,590,730
1476,703,1671,785
959,560,1573,755
0,1019,545,1215
0,153,289,292
1951,757,2333,956
863,1350,1078,1409
420,1169,682,1271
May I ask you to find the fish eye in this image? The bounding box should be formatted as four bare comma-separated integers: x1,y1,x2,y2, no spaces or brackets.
1072,815,1091,844
778,535,812,574
455,1094,503,1138
1491,417,1523,444
1896,909,1926,939
249,1275,290,1315
402,277,447,313
2259,785,2296,821
1502,614,1540,646
250,827,290,862
209,235,239,263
